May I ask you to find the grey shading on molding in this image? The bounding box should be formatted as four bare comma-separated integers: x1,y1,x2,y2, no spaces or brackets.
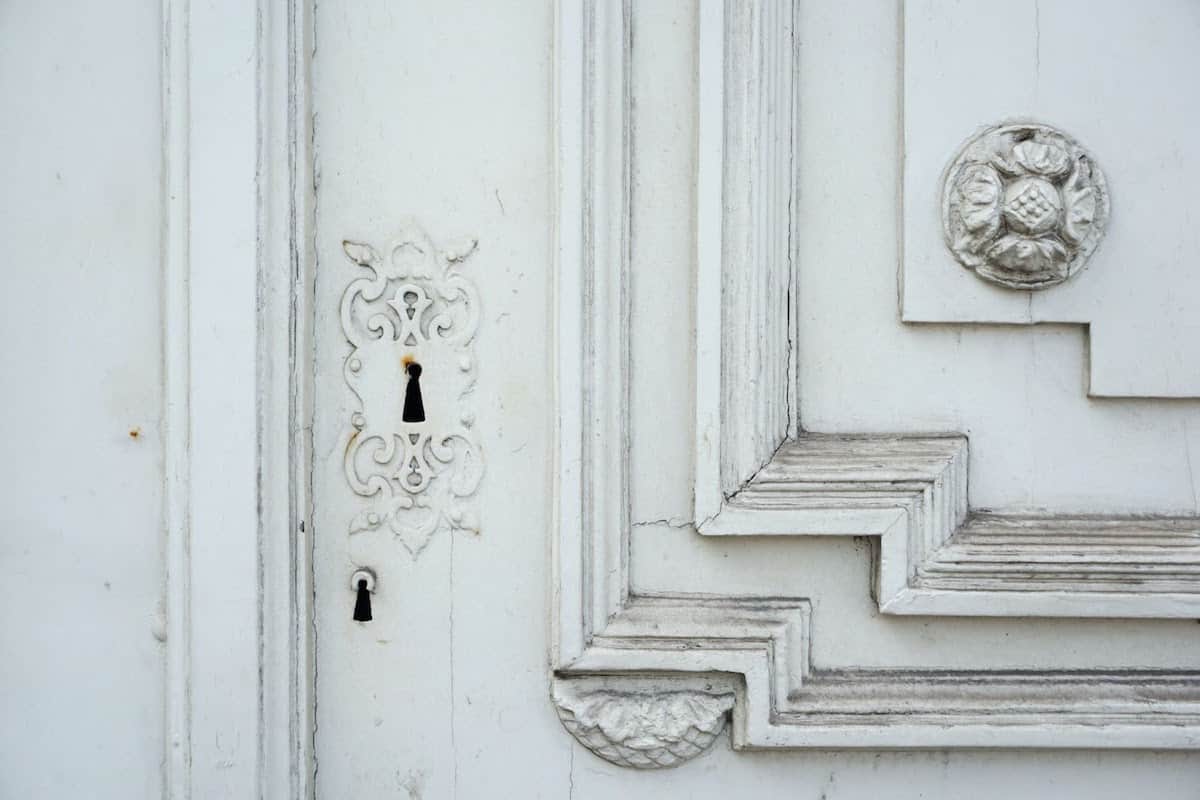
942,122,1110,290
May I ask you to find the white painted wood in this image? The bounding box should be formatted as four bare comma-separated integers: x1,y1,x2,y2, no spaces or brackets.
690,0,1200,619
901,0,1200,398
795,0,1199,517
309,1,571,796
554,0,630,665
3,0,311,796
15,0,1200,795
162,0,315,796
703,434,1200,617
183,0,263,792
0,3,166,796
548,0,1200,765
161,0,191,794
695,0,797,523
256,1,317,796
294,0,1200,789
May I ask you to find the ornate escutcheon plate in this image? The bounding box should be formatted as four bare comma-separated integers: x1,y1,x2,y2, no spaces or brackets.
941,122,1110,290
340,221,484,558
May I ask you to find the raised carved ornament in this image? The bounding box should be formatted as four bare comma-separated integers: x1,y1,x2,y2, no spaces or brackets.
942,122,1109,289
554,683,734,769
340,222,483,557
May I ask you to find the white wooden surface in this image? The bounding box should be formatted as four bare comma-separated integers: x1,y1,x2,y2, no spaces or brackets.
310,0,1200,795
0,3,165,796
4,0,1200,797
798,2,1200,515
2,1,310,797
901,0,1200,397
309,1,568,796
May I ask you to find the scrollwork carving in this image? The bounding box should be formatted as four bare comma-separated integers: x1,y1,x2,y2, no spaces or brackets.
942,122,1109,289
340,222,483,557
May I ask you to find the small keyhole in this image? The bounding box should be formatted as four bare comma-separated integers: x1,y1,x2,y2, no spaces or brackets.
402,362,426,423
353,578,373,622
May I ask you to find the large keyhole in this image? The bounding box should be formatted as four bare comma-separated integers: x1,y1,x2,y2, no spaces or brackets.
402,362,425,423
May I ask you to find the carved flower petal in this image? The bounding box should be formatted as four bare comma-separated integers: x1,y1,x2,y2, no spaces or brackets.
1012,140,1071,177
449,443,484,497
953,165,1003,254
570,692,731,747
1061,157,1098,246
958,166,1003,228
390,239,435,280
985,234,1069,274
342,239,380,266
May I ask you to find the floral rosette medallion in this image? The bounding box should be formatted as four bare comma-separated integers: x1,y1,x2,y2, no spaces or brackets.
941,122,1110,290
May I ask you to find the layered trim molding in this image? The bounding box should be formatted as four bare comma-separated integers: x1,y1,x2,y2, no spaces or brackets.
709,435,1200,618
689,0,1200,620
552,0,1200,769
162,0,317,795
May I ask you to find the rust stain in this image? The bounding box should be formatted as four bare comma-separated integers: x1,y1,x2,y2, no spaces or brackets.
401,353,416,368
128,427,141,439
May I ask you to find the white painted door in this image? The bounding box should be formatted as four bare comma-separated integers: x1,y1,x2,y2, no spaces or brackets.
308,2,1200,797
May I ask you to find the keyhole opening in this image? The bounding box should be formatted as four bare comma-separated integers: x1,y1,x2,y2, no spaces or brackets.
403,362,426,423
353,579,373,622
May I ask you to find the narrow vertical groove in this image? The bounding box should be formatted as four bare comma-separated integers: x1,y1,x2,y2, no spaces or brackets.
253,2,269,795
756,0,768,464
575,0,633,636
786,0,799,436
303,22,321,796
769,0,781,450
243,0,316,794
766,0,778,456
771,0,779,449
619,0,634,606
292,3,317,794
256,0,316,795
161,0,192,796
579,0,596,642
693,0,727,517
552,0,589,664
715,0,796,496
895,0,907,318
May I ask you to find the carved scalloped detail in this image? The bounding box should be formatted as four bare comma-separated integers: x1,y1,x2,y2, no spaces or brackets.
553,684,733,769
